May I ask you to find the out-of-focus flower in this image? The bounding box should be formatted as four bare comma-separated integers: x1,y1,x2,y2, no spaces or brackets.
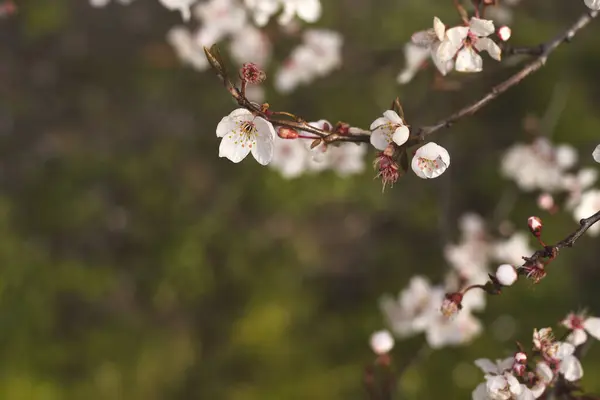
270,136,309,178
496,264,518,286
369,110,409,150
167,26,209,71
474,357,515,375
473,356,536,400
561,312,600,346
437,18,501,73
216,108,275,164
89,0,134,7
425,309,482,349
585,0,600,11
278,0,321,25
492,232,533,265
195,0,248,42
327,143,367,177
369,330,395,355
274,29,342,93
411,142,450,179
564,168,598,209
537,193,555,211
397,43,430,84
230,25,272,67
573,190,600,235
501,138,576,192
593,144,600,162
159,0,197,21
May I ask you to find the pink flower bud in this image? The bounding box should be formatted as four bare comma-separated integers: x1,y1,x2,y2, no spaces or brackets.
440,292,463,318
527,216,543,237
277,126,299,139
496,264,518,286
240,63,266,84
497,26,512,42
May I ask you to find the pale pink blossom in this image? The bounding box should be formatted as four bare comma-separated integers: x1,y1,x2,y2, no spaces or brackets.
411,142,450,179
561,312,600,346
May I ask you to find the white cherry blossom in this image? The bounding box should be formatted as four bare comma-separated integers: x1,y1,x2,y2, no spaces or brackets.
411,142,450,179
410,17,454,76
561,312,600,346
573,190,600,235
492,232,533,265
369,110,409,150
585,0,600,10
167,26,209,71
370,330,394,354
216,109,275,165
244,0,279,26
270,136,309,178
564,168,598,209
158,0,196,21
437,18,501,73
425,308,482,349
593,144,600,162
530,362,553,398
278,0,322,25
555,342,584,381
194,0,248,44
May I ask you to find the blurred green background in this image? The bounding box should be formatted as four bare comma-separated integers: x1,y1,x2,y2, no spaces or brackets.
1,0,600,399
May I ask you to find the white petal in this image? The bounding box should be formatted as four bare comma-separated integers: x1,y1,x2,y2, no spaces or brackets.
474,37,501,61
296,0,321,23
370,117,389,131
584,317,600,340
530,383,546,399
506,374,521,394
216,109,253,137
566,329,588,347
585,0,600,11
593,144,600,163
433,17,445,42
536,362,553,383
431,43,454,75
516,386,535,400
469,18,495,37
392,126,409,146
556,342,575,358
251,123,275,165
471,383,487,400
411,29,438,48
474,359,499,374
219,132,251,163
370,130,391,151
455,46,483,73
383,110,403,125
437,26,468,62
560,355,583,381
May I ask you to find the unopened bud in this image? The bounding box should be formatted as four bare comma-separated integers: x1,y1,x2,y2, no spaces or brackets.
240,62,266,84
496,264,518,286
277,126,299,139
527,216,543,237
497,26,511,42
440,292,463,318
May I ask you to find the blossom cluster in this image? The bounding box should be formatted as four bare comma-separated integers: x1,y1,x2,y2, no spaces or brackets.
471,313,600,400
502,137,600,235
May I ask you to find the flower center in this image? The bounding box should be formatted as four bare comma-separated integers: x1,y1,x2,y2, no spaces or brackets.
417,156,443,173
233,120,258,148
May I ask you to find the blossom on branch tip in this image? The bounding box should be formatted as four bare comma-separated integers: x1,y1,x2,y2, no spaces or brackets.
369,330,394,355
561,312,600,346
369,110,409,150
411,142,450,179
216,108,275,165
437,18,502,73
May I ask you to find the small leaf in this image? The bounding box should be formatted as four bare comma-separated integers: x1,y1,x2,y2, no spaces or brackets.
203,44,227,77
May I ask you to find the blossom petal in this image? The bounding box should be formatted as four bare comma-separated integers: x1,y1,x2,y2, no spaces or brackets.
216,109,253,137
474,37,501,61
566,328,588,347
296,0,321,23
370,130,391,150
251,119,275,165
411,29,438,47
536,362,553,383
219,132,251,163
469,18,495,37
583,317,600,340
557,342,575,358
437,26,468,62
560,355,583,381
392,125,409,146
455,46,483,73
516,386,535,400
474,359,499,374
471,383,487,400
433,17,445,42
383,110,403,125
585,0,600,11
594,144,600,163
370,117,389,131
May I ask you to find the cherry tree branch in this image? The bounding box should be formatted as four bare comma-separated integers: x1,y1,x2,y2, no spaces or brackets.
209,10,597,146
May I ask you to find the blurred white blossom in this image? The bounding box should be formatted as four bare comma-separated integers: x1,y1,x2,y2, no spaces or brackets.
573,189,600,235
561,312,600,346
369,330,394,354
167,26,209,71
585,0,600,10
492,232,533,266
410,17,454,77
159,0,197,21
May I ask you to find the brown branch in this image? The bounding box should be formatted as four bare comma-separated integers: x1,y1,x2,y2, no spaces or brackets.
210,10,597,146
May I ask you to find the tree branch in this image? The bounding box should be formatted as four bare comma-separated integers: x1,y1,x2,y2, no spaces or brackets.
210,10,597,146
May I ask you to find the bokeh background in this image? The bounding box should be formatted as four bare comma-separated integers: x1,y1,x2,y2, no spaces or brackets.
1,0,600,399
